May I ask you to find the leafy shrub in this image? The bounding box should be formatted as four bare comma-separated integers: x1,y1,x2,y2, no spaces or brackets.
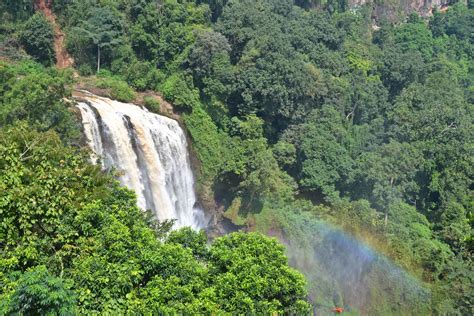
183,103,226,183
95,74,135,102
166,227,209,259
78,63,94,76
123,60,165,91
143,95,161,113
273,141,296,168
109,80,135,102
1,266,76,315
161,73,199,111
0,61,79,142
19,13,55,66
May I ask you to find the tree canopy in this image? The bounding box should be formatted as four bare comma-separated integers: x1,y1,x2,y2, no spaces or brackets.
0,0,472,314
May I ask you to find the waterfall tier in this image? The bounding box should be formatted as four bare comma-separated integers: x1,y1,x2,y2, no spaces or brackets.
76,92,205,229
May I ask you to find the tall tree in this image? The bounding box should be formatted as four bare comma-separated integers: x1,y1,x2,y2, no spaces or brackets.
73,7,122,73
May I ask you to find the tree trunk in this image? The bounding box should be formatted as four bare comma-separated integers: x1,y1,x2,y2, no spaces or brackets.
385,177,394,227
97,45,100,73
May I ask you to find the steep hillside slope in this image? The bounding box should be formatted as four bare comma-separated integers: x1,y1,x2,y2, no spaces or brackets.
34,0,73,68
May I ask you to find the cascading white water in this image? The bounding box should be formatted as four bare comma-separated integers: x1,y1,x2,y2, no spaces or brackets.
76,92,205,229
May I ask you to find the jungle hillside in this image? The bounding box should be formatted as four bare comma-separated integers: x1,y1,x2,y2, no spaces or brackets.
0,0,473,315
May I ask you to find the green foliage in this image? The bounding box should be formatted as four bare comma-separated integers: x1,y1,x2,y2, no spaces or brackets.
438,201,471,249
379,44,426,98
272,141,296,168
0,0,34,21
219,115,296,211
385,202,453,276
297,107,354,200
69,6,123,72
388,71,470,145
392,21,434,61
430,3,474,42
0,61,79,142
95,73,136,102
161,73,200,111
196,0,229,21
351,141,422,211
166,227,209,259
122,60,164,92
142,95,161,113
1,266,76,315
209,232,311,313
19,13,55,66
432,255,474,315
126,0,209,68
187,29,234,104
183,103,226,183
344,41,373,74
0,123,309,314
188,29,231,80
1,1,473,314
204,2,471,312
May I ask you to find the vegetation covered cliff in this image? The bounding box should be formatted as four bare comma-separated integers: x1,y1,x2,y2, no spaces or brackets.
1,0,472,314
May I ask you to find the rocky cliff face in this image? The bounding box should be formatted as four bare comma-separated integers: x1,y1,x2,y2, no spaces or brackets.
349,0,452,22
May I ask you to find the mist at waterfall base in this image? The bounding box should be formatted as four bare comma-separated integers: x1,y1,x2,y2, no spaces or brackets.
260,209,430,315
76,92,205,229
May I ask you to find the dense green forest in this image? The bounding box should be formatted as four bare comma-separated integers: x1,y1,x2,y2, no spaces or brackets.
0,0,472,314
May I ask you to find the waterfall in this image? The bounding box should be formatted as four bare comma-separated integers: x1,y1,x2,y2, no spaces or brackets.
76,92,205,229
